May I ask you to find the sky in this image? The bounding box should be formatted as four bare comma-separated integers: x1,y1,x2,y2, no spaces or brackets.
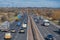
0,0,60,8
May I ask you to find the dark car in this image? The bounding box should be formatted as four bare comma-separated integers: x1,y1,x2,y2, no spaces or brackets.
58,29,60,33
16,22,21,26
34,18,39,23
24,20,27,24
0,29,9,32
46,34,54,40
10,29,16,33
18,27,25,33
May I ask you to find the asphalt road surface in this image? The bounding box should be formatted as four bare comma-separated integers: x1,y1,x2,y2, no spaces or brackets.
33,16,60,40
10,21,27,40
0,14,28,40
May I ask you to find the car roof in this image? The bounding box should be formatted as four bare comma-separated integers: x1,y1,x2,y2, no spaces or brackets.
47,35,53,38
20,27,24,30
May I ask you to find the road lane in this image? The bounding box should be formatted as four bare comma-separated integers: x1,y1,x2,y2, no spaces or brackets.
13,14,28,40
11,15,27,40
0,14,28,40
33,16,60,40
14,29,27,40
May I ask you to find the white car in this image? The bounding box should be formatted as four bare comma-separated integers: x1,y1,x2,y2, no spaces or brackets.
22,23,27,28
43,20,50,26
19,29,25,33
10,29,16,33
18,27,25,33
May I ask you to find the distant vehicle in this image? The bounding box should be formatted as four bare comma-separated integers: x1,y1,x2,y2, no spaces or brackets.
46,34,54,40
17,14,23,19
34,18,39,23
58,29,60,33
42,20,50,26
37,16,40,20
10,29,16,33
0,21,10,32
39,16,43,20
4,33,12,40
24,20,27,24
16,22,21,26
18,27,25,33
22,23,27,28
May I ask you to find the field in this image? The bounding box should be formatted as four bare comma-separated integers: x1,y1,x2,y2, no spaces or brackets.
0,7,60,22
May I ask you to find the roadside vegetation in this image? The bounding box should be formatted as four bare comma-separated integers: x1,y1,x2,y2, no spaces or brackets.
0,8,60,25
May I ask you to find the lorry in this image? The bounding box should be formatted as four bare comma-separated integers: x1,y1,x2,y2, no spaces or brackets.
0,21,10,32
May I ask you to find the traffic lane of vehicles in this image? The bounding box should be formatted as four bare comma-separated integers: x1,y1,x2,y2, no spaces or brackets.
5,23,27,40
10,22,19,40
10,22,26,39
11,17,27,40
32,16,58,40
0,21,25,40
13,28,27,40
0,14,28,40
40,18,60,33
12,21,27,40
0,21,16,40
36,22,56,40
0,21,14,40
45,25,60,40
36,18,60,40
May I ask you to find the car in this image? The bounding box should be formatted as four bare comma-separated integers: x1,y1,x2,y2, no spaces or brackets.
10,29,16,33
58,29,60,33
34,18,39,23
39,16,41,20
18,27,25,33
16,22,21,26
24,20,27,24
42,20,50,26
43,22,50,26
22,23,27,28
4,33,12,40
0,29,9,32
46,34,54,40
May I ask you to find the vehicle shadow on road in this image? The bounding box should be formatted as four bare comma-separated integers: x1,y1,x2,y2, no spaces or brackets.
54,31,60,35
44,38,48,40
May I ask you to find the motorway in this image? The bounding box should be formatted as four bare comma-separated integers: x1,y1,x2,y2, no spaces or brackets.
33,16,60,40
0,14,28,40
1,14,60,40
